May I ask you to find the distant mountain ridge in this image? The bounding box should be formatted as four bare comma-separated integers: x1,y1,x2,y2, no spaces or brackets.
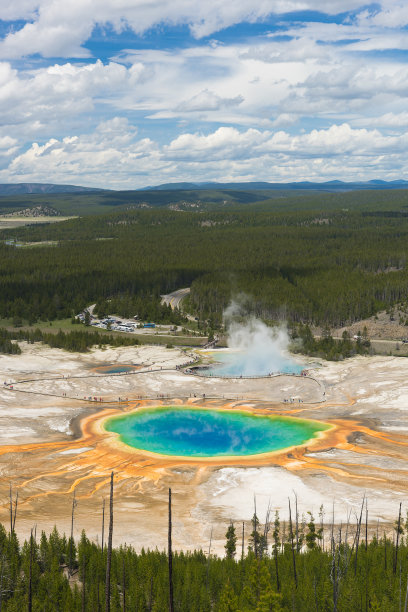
0,183,104,195
1,180,408,197
144,180,408,192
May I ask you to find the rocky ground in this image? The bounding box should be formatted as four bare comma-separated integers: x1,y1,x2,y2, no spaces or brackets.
333,305,408,342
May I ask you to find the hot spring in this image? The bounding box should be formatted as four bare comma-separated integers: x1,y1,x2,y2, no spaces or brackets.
197,318,305,377
95,364,138,374
104,407,329,458
202,350,304,377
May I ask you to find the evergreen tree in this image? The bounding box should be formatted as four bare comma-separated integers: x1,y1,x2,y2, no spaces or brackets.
305,513,322,550
241,560,284,611
249,514,268,559
218,580,239,612
225,523,237,560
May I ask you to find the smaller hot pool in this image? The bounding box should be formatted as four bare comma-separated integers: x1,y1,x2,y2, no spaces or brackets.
95,364,139,374
195,350,305,378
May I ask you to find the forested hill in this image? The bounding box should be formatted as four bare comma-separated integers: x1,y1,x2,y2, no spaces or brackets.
2,189,408,327
0,183,103,195
2,184,408,217
2,179,408,198
0,188,270,216
146,178,408,191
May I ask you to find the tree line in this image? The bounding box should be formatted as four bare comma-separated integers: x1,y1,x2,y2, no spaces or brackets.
0,328,140,354
0,486,407,610
292,324,371,360
2,196,408,327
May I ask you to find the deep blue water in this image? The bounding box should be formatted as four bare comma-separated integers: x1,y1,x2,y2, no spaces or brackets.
105,407,328,457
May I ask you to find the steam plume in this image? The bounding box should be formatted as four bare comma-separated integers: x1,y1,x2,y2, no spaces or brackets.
217,299,299,377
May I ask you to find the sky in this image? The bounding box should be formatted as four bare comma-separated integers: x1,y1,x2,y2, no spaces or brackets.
2,1,408,189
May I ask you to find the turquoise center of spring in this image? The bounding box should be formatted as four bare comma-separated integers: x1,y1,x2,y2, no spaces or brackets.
105,407,328,457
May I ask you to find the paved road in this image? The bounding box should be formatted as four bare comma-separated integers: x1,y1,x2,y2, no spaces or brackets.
161,287,190,310
161,287,198,323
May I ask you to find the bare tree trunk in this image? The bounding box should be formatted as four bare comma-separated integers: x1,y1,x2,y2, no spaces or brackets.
9,485,12,535
288,498,298,588
394,502,402,575
241,522,244,560
263,502,271,554
294,493,299,553
354,496,365,577
253,496,258,560
71,490,76,541
105,472,114,612
69,491,77,576
82,552,86,612
168,488,174,612
332,536,337,612
400,562,402,612
281,521,286,554
28,530,33,612
344,510,350,572
101,499,105,553
320,505,325,553
384,532,387,572
365,499,368,552
12,492,18,533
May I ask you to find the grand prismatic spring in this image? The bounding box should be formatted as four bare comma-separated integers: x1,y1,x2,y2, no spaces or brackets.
104,407,329,457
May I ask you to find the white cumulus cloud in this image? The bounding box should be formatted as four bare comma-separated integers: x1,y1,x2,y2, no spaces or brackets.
0,0,376,59
1,1,408,185
4,122,408,188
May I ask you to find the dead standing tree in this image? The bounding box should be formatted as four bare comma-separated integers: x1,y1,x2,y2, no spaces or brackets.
168,488,174,612
288,498,298,589
8,486,12,537
354,496,365,577
28,528,33,612
263,501,272,554
101,498,105,553
9,485,18,535
105,472,114,612
68,491,77,576
82,551,86,612
394,502,403,575
331,526,343,612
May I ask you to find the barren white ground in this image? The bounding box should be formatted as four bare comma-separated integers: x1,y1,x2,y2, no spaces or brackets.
0,343,407,553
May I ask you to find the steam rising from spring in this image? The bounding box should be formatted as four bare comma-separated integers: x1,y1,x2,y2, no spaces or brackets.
213,300,302,377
